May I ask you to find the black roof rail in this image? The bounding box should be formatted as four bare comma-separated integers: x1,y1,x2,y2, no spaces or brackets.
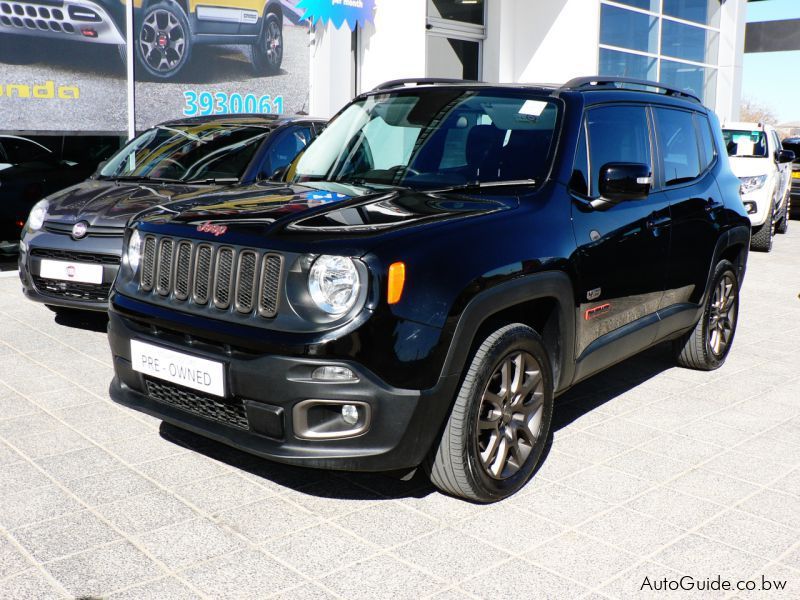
561,76,702,104
371,78,472,92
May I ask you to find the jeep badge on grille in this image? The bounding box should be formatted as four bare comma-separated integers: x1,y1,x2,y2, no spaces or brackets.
197,222,228,237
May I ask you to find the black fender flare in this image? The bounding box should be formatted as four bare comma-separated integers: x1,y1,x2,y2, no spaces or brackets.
437,271,576,395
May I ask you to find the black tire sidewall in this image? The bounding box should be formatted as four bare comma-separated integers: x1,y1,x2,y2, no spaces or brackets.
135,1,192,80
699,262,739,368
462,327,554,501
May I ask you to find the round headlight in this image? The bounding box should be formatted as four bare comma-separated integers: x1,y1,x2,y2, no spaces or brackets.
308,255,361,315
127,229,142,273
28,200,48,231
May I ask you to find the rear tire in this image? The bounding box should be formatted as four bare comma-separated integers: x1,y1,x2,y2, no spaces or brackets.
428,323,554,503
750,202,774,252
673,261,739,371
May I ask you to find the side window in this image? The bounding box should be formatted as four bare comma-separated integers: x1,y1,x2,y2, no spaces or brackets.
653,107,701,186
262,127,312,176
694,114,716,171
586,105,651,197
570,120,589,196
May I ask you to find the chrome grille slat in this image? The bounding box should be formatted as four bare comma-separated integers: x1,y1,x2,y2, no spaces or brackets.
156,239,174,296
213,247,235,310
259,254,283,318
174,241,193,301
235,251,258,314
140,236,157,291
137,235,283,319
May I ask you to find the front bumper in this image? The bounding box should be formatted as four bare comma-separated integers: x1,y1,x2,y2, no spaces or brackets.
20,228,122,311
107,308,452,472
0,0,125,45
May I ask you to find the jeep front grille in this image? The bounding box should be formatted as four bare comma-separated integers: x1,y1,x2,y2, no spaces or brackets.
139,235,283,318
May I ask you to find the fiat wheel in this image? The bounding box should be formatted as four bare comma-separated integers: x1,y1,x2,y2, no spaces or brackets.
251,11,283,76
135,1,192,80
428,323,554,502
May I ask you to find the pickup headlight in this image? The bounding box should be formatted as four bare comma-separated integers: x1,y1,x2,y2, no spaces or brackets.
127,229,142,274
739,175,767,194
308,255,361,315
28,199,48,231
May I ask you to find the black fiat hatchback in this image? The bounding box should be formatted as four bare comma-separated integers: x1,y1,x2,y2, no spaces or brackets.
108,78,750,502
19,114,323,313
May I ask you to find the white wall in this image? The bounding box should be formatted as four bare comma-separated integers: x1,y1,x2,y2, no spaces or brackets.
716,0,748,122
308,22,354,118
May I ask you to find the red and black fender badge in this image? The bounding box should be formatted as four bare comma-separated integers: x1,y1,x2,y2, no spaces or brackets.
196,222,228,237
584,303,611,320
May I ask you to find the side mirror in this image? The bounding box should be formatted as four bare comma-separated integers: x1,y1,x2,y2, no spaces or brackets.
777,149,795,164
598,162,651,203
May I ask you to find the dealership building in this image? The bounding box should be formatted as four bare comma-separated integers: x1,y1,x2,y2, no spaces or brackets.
311,0,750,121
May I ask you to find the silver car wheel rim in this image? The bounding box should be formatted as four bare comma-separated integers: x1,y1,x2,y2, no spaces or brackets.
708,273,736,357
477,351,544,480
140,10,186,73
264,18,282,66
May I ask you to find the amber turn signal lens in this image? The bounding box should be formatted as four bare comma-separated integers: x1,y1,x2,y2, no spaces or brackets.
387,262,405,305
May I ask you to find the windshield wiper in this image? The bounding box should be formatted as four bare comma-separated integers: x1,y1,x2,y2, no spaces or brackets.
428,179,537,193
111,175,184,183
183,177,239,184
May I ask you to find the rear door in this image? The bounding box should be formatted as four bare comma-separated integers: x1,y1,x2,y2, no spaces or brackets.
570,104,671,360
654,106,720,311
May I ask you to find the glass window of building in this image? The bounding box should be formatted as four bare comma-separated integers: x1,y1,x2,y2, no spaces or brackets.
598,0,721,106
426,0,485,81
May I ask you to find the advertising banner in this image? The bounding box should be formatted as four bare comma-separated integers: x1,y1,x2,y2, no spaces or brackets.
0,1,310,134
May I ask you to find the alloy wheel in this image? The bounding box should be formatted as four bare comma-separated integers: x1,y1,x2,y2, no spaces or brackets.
708,273,737,357
140,9,187,73
263,17,283,68
476,351,545,480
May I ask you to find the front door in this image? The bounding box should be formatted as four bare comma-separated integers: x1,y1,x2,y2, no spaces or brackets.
570,104,671,361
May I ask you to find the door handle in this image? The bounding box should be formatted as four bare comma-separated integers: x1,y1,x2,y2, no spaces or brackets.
705,197,723,212
646,215,671,230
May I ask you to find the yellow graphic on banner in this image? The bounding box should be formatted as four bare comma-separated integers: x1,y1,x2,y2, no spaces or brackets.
0,81,80,100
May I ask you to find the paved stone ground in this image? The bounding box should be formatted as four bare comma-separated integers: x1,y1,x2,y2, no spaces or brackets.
0,230,798,599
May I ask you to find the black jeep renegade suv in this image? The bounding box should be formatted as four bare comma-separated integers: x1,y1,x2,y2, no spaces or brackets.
108,77,751,502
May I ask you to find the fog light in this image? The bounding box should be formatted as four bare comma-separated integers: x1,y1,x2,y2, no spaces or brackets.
312,365,356,381
341,404,359,425
744,201,757,215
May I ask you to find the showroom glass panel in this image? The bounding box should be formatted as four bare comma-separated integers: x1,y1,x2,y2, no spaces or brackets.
427,36,480,81
661,19,718,64
427,0,484,25
654,108,702,185
663,0,720,27
600,4,658,53
599,48,657,80
586,106,651,197
610,0,659,11
660,59,716,106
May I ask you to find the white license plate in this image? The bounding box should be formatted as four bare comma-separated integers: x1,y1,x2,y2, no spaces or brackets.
131,340,226,397
39,259,103,284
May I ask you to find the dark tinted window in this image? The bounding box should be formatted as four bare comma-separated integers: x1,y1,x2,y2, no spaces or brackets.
570,121,589,196
0,136,52,163
695,114,716,171
586,105,651,197
261,126,312,176
654,107,701,185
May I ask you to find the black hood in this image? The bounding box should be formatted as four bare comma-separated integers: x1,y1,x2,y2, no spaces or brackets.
135,181,517,243
43,179,221,228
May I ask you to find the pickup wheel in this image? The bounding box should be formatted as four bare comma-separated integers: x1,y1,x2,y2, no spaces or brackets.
428,324,553,502
750,202,774,252
673,261,739,371
135,1,192,80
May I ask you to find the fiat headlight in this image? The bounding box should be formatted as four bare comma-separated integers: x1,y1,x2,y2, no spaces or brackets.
308,255,361,315
127,229,142,273
28,199,48,231
739,175,767,194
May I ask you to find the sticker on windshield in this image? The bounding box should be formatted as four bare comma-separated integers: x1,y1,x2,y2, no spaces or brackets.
519,100,549,117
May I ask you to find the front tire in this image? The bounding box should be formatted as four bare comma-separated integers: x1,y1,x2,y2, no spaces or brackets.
135,1,192,80
250,11,283,76
428,324,554,503
776,193,789,234
673,261,739,371
750,202,774,252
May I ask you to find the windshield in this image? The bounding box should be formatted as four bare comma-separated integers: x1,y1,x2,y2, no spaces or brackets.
723,129,768,158
291,90,560,189
99,124,270,181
